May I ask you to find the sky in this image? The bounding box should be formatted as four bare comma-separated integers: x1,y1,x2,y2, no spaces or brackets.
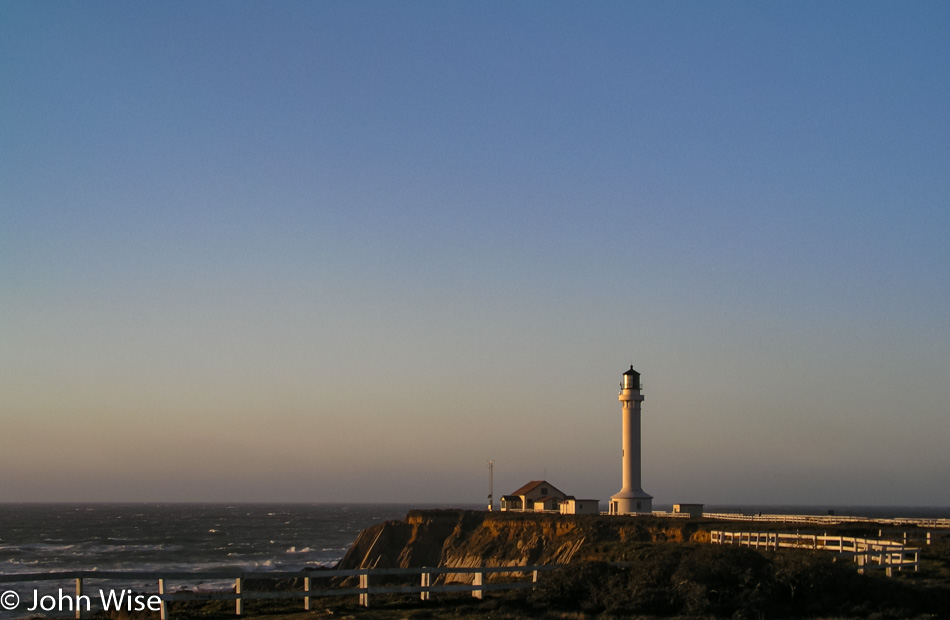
1,1,948,507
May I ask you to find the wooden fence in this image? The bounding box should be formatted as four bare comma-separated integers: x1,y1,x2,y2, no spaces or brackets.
0,564,561,620
703,512,950,530
710,530,920,576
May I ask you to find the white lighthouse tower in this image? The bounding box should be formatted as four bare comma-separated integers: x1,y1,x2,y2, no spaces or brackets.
610,366,653,514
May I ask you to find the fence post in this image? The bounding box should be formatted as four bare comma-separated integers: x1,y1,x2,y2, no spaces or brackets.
304,576,311,611
359,573,369,607
158,579,169,620
532,569,539,583
75,577,83,620
235,578,243,616
420,572,430,601
472,572,483,600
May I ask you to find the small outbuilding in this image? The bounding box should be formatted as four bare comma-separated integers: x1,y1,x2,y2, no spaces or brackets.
673,503,704,518
560,498,600,515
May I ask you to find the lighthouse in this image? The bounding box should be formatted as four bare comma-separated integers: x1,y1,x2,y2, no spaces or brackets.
609,366,653,514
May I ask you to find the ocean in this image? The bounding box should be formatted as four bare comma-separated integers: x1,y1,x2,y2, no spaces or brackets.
0,503,481,575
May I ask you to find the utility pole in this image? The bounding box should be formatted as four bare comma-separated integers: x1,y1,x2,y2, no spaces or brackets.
487,460,494,511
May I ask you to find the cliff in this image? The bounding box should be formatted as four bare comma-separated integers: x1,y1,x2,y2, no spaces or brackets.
330,511,950,617
337,509,711,577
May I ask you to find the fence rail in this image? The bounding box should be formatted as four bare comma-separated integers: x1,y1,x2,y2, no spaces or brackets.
0,564,562,620
703,512,950,529
710,530,920,576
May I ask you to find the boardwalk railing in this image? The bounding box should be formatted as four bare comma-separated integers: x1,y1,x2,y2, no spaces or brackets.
710,530,920,576
0,565,561,620
703,512,950,530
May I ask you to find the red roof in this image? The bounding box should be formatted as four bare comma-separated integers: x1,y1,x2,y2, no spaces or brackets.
509,480,565,497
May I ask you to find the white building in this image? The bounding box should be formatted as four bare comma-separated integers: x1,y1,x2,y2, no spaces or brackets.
560,498,600,515
500,480,567,512
609,366,653,515
673,503,704,518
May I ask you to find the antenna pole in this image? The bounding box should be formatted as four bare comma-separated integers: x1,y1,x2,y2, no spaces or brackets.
487,460,494,512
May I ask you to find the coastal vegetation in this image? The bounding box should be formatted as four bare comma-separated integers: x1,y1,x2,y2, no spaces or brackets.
528,544,950,618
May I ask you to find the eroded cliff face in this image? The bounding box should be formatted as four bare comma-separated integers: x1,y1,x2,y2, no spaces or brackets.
337,510,710,575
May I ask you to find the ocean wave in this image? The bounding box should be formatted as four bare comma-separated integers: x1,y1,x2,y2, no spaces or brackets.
86,543,184,554
6,543,77,552
1,558,40,567
285,546,313,554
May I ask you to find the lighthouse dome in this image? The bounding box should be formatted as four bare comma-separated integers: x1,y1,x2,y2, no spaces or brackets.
621,366,640,389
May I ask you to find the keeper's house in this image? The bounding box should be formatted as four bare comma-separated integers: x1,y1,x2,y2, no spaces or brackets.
500,480,567,512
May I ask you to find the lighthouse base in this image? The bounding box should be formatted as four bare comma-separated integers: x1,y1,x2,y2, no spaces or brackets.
609,490,653,515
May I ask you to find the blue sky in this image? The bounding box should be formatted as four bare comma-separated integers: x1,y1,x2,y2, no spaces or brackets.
2,1,948,506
